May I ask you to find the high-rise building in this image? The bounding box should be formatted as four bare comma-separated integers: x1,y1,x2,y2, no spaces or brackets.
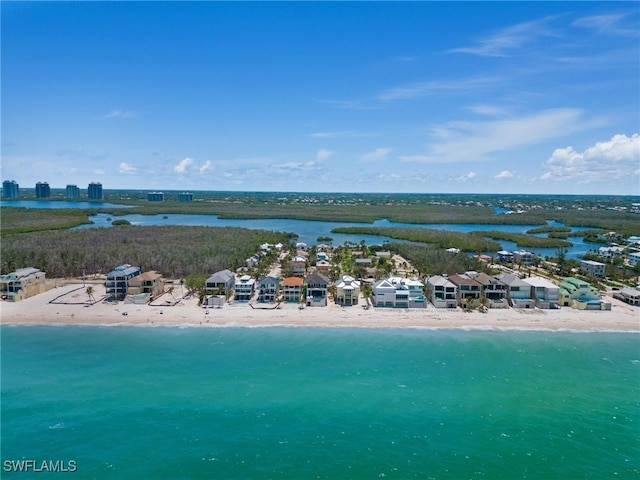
2,180,20,198
178,192,193,202
88,182,103,199
147,192,164,202
66,184,80,198
35,182,51,198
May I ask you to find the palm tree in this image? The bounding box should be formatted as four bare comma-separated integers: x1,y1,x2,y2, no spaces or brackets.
479,296,489,312
86,286,95,304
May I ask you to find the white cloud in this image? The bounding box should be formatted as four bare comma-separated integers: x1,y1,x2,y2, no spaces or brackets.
376,77,499,102
101,109,137,119
455,172,476,181
270,150,333,172
400,108,596,164
174,157,195,173
93,168,105,176
572,12,639,37
466,104,509,117
271,160,321,172
450,16,557,57
495,170,514,179
173,157,214,175
199,161,213,174
316,149,334,161
309,131,367,138
118,162,137,174
360,148,392,162
541,133,640,183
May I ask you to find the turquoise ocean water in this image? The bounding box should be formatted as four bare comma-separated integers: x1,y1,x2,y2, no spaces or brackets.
1,326,639,479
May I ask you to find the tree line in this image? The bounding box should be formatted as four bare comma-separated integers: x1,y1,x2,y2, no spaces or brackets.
1,225,291,279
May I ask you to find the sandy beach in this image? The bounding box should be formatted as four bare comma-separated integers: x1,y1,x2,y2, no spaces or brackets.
1,281,638,332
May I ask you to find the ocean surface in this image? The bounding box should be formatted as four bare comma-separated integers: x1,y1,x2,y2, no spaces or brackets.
2,326,638,479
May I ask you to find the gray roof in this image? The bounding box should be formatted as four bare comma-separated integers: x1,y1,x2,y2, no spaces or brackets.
106,264,140,278
426,275,456,288
305,272,329,285
207,269,234,284
494,273,531,287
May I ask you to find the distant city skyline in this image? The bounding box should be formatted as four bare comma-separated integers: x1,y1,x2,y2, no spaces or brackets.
2,2,639,195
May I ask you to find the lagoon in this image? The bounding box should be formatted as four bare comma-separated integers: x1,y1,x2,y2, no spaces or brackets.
72,213,597,259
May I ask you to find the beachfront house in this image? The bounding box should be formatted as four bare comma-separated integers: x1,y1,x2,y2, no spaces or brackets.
234,275,255,302
558,277,610,310
494,273,535,309
282,277,303,303
126,271,164,302
372,277,425,308
106,264,141,301
0,267,51,302
204,269,235,307
522,276,559,309
425,275,458,309
580,260,606,277
258,276,280,303
448,273,483,309
205,269,235,297
614,287,640,306
304,272,329,307
465,272,507,308
335,275,360,306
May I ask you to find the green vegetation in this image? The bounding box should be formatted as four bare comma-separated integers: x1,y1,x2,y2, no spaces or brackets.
389,244,487,278
332,226,500,252
0,226,291,278
0,207,92,235
469,231,572,249
111,219,131,226
526,226,571,234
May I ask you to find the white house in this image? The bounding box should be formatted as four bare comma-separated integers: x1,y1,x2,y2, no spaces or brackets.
235,275,255,302
513,250,536,266
522,276,559,309
580,260,606,277
598,246,624,259
425,275,457,309
629,252,640,267
497,250,514,262
494,273,535,309
372,277,425,308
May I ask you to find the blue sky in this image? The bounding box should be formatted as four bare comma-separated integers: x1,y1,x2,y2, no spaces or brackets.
2,1,639,194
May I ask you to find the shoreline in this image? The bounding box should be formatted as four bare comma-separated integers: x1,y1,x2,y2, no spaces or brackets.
2,282,639,333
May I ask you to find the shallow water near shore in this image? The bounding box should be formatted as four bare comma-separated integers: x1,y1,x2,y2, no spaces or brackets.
2,325,639,479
